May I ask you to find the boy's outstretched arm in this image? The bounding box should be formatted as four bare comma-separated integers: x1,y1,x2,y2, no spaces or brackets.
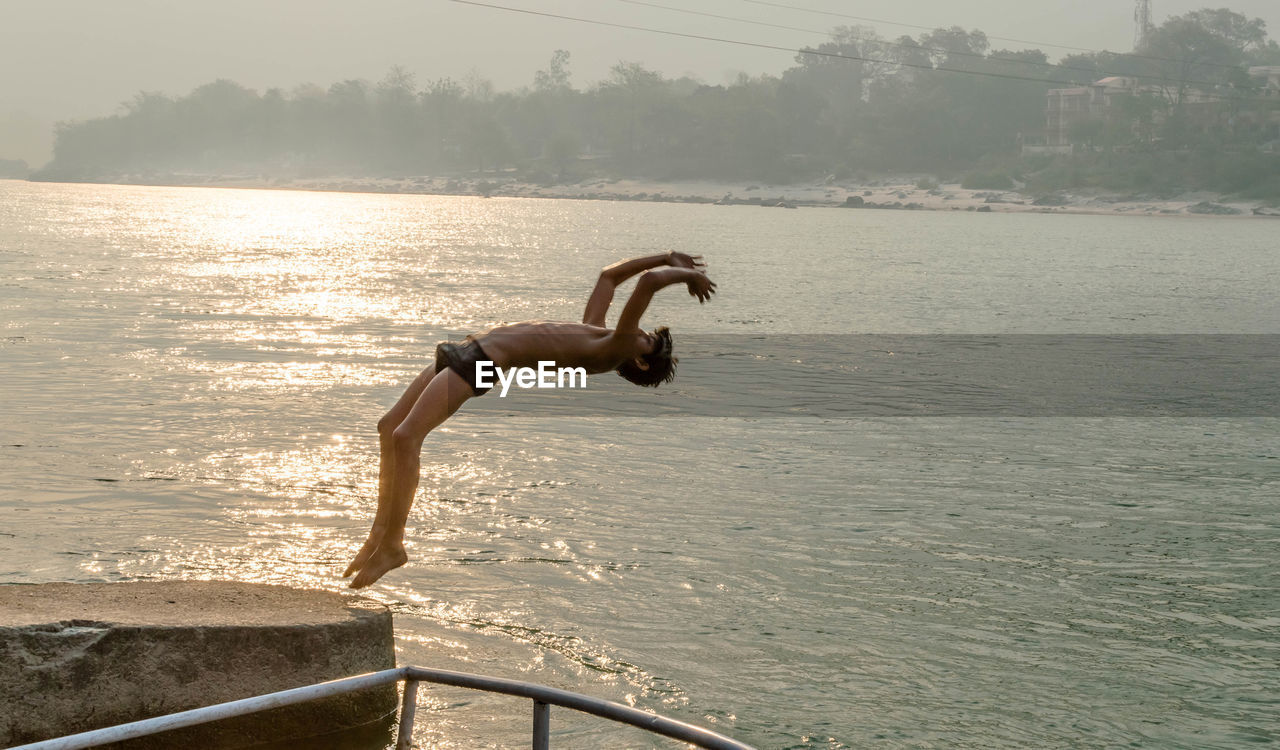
615,267,716,333
583,252,705,326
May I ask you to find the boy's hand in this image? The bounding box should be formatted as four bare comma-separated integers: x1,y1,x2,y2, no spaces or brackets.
667,251,706,270
686,272,717,303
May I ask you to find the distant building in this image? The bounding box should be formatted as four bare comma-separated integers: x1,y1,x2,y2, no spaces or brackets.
1249,66,1280,96
1022,68,1280,154
1243,67,1280,145
1022,77,1140,154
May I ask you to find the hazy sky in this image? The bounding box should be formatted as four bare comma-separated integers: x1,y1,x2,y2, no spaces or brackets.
4,0,1279,164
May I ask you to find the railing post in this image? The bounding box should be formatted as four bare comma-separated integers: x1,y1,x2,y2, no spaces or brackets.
532,700,550,750
396,679,419,750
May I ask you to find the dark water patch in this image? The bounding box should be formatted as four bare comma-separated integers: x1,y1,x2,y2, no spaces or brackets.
465,335,1280,418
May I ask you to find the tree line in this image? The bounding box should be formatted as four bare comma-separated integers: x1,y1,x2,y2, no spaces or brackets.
33,8,1280,198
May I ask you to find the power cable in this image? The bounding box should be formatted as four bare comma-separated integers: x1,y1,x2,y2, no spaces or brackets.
614,0,1227,86
449,0,1262,99
730,0,1251,71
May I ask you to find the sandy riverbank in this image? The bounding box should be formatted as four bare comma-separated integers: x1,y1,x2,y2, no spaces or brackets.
56,173,1280,218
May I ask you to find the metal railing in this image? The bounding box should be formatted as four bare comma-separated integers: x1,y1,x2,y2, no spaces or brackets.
9,665,756,750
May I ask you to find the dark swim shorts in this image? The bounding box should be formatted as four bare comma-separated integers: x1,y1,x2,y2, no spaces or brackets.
435,338,493,396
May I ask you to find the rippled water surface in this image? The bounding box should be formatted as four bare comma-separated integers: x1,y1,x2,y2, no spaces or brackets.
2,180,1278,748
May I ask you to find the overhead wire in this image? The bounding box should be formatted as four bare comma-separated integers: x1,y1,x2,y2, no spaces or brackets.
614,0,1233,86
734,0,1106,52
446,0,1069,86
729,0,1253,71
449,0,1265,100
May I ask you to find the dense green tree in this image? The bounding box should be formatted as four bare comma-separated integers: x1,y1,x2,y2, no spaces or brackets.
534,49,572,93
375,66,421,172
421,78,465,167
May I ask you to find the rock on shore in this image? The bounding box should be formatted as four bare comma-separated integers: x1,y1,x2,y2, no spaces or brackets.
0,581,397,748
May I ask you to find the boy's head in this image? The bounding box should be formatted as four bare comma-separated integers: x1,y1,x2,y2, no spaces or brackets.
617,326,676,387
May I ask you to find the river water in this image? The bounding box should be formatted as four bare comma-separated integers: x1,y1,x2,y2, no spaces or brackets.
1,179,1277,748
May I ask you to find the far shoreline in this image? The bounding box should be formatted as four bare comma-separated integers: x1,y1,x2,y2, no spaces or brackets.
16,173,1280,219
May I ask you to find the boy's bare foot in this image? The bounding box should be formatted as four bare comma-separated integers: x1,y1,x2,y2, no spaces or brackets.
343,532,384,578
349,542,408,588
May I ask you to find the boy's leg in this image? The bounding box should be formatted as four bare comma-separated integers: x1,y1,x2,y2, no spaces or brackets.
349,367,474,589
344,364,437,578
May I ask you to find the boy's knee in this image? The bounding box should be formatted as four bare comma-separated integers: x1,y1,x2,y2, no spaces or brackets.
391,425,426,452
377,414,398,437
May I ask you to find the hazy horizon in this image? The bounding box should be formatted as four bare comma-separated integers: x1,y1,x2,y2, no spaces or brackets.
4,0,1279,165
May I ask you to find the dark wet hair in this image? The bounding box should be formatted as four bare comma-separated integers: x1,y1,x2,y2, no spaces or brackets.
617,327,676,387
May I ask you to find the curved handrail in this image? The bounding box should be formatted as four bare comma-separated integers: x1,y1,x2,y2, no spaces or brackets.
404,666,753,750
8,666,756,750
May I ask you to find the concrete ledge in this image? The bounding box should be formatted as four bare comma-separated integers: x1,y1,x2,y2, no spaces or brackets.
0,582,397,748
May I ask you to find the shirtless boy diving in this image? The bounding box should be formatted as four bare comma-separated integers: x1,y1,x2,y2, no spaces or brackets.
344,252,717,588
